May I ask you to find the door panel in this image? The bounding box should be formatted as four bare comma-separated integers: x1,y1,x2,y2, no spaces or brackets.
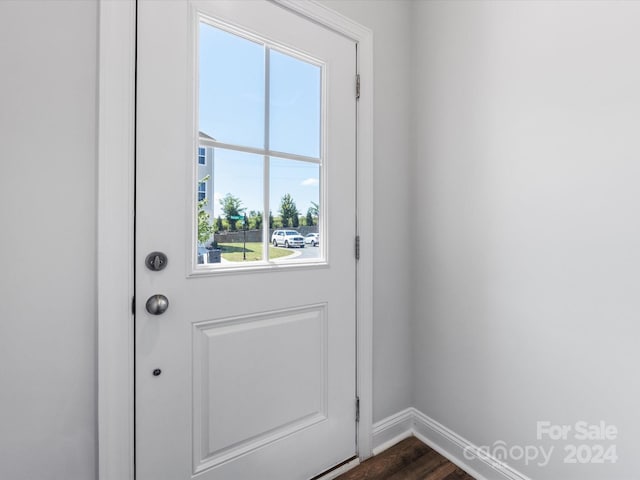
136,1,356,479
193,305,327,472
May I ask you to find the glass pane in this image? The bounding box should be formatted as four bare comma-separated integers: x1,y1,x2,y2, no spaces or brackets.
269,50,321,158
198,181,206,202
269,157,321,261
196,148,264,266
199,22,265,148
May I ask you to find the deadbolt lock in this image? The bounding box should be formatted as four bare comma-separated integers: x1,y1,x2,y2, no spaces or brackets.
145,251,168,271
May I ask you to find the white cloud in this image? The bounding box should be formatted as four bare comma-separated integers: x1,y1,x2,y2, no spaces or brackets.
301,178,319,187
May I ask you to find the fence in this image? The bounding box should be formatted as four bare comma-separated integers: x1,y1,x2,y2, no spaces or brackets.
213,226,319,244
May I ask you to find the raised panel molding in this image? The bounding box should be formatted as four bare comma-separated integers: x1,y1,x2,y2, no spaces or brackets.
192,305,328,474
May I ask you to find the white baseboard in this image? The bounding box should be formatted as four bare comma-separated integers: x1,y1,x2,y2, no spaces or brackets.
372,408,532,480
371,408,414,455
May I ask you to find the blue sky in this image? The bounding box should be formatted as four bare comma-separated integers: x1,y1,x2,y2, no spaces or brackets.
199,22,321,218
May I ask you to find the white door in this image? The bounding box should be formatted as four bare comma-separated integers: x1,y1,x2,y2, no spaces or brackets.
135,1,357,479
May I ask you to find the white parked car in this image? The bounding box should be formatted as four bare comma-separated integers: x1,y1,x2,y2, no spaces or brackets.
304,233,319,246
271,230,305,248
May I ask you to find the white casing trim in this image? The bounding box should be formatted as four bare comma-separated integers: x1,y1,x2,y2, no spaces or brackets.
372,408,533,480
97,1,136,480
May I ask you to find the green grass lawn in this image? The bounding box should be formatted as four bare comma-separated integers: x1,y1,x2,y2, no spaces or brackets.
218,242,294,262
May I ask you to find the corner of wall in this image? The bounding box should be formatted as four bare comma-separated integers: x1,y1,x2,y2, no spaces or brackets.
372,408,532,480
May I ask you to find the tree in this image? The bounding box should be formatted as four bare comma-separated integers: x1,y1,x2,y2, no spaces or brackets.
215,215,223,232
197,175,214,244
306,201,319,226
269,210,274,229
219,193,245,231
292,214,299,228
248,210,262,230
279,193,298,228
198,199,214,244
309,201,319,217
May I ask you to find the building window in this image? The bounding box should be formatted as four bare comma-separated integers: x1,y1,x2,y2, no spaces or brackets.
198,147,206,165
198,181,207,202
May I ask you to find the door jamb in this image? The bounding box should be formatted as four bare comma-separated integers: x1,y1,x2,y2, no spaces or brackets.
97,1,374,478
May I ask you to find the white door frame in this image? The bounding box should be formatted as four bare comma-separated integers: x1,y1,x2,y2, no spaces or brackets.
97,1,373,479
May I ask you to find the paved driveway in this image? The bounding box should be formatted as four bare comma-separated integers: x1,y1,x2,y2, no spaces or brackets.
277,244,321,260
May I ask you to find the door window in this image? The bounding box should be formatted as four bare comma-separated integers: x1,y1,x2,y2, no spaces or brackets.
196,18,323,268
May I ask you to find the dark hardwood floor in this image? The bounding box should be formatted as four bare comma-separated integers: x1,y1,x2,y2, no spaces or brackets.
335,437,475,480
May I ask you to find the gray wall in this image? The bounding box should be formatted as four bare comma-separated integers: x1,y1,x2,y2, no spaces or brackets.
411,1,640,478
321,0,414,423
0,1,98,479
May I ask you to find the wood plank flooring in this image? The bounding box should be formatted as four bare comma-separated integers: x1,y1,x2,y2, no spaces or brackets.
335,437,475,480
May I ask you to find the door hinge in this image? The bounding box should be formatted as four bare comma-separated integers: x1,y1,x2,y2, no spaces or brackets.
131,296,135,315
355,235,360,260
355,396,360,423
356,74,360,100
